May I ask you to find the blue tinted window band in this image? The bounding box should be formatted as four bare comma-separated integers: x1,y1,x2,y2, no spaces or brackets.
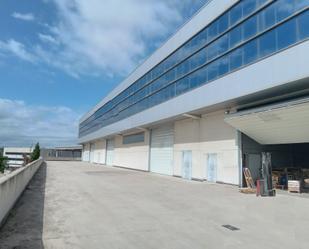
81,1,304,132
80,0,272,128
80,16,309,136
80,0,296,131
80,4,309,137
80,7,309,136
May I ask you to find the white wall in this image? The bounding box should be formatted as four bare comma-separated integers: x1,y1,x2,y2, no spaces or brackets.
113,132,150,171
0,159,43,226
174,111,239,185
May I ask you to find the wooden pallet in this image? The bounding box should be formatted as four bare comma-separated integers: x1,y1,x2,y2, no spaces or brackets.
243,168,255,189
239,168,256,194
239,187,256,194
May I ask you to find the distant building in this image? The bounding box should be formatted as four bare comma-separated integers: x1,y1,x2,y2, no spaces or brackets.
41,146,82,161
3,147,33,168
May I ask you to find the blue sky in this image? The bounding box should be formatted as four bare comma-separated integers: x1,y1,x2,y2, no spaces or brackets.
0,0,207,147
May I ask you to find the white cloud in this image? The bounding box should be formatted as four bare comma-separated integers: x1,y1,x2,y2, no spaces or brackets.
38,33,59,45
11,12,35,21
0,98,81,148
18,1,203,76
38,0,186,77
3,1,207,78
0,39,36,63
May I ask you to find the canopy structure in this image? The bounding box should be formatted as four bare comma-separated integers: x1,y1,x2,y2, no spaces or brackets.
225,98,309,145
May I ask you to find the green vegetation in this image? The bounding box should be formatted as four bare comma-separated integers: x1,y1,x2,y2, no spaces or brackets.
31,143,41,162
0,156,8,173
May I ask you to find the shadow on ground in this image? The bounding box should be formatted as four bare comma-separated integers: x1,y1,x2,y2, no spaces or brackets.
0,163,47,249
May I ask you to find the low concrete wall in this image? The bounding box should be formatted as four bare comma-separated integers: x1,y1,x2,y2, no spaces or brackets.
0,158,43,226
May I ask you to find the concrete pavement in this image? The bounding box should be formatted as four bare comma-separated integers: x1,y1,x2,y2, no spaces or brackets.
0,161,309,249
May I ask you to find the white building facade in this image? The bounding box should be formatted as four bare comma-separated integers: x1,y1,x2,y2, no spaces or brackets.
3,147,33,168
79,0,309,186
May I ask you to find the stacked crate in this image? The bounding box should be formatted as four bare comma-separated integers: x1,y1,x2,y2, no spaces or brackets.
288,180,301,193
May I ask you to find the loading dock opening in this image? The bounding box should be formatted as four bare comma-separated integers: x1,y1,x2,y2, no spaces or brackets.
241,134,309,193
225,97,309,193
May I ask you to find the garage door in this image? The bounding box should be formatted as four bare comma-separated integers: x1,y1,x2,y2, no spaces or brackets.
106,139,114,166
225,98,309,145
150,125,174,175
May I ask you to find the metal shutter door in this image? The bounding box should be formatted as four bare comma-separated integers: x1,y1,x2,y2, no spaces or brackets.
150,125,174,175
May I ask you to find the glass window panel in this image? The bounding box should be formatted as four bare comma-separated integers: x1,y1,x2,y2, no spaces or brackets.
259,3,276,30
150,91,161,106
243,15,258,40
166,68,176,82
176,77,190,95
190,48,207,70
191,33,204,52
169,83,176,98
229,47,243,71
218,13,229,33
140,97,149,111
168,54,178,70
207,42,219,61
259,29,277,58
277,18,297,50
230,2,243,25
175,47,183,61
151,66,159,79
190,67,207,88
182,42,193,58
243,0,257,17
218,56,229,76
298,11,309,40
145,72,151,83
150,78,164,93
164,57,173,71
183,60,190,75
229,26,243,48
217,34,229,55
295,0,309,11
199,29,208,45
276,0,295,22
207,61,219,81
161,84,175,101
208,21,219,41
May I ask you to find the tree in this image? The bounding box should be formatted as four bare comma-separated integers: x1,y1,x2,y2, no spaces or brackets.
31,143,41,162
0,156,8,173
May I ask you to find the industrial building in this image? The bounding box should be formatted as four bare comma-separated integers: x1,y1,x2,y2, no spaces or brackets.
2,147,33,168
79,0,309,189
41,146,82,161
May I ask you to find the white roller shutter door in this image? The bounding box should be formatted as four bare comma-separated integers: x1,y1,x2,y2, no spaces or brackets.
150,125,174,175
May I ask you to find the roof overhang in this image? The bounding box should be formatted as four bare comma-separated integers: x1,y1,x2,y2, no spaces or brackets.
225,97,309,145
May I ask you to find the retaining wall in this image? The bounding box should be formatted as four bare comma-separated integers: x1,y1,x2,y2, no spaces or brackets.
0,158,43,226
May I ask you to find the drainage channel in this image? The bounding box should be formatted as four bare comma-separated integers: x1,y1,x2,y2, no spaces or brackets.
222,225,240,231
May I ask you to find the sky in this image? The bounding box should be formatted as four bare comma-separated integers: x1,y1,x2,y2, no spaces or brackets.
0,0,208,148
